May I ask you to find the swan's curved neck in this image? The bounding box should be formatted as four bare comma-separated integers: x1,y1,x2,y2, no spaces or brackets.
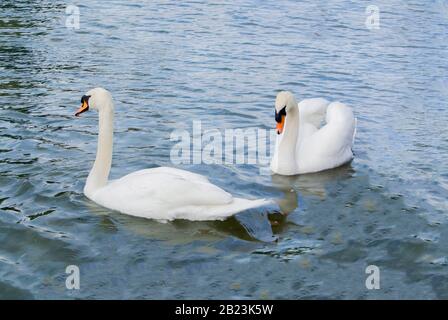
84,102,114,197
275,107,299,174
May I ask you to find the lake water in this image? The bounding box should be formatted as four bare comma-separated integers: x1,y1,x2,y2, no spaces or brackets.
1,0,448,299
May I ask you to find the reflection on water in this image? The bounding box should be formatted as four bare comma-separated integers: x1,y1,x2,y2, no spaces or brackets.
272,164,355,213
1,0,448,299
86,200,274,244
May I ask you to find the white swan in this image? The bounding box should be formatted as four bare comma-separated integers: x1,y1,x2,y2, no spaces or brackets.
270,91,356,175
75,88,272,221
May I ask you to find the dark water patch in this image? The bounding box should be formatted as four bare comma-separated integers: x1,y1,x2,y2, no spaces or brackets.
0,280,34,300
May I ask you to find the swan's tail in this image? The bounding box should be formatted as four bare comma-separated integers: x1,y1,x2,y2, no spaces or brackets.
206,197,275,221
231,197,274,214
171,198,275,221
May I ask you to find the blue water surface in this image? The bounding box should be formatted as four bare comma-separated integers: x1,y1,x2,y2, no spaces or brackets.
0,0,447,299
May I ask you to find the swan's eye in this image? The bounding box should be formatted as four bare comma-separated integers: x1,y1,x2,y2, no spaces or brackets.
80,95,91,104
275,106,287,123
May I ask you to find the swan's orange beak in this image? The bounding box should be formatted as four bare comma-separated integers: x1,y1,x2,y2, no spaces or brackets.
75,97,89,116
276,115,285,134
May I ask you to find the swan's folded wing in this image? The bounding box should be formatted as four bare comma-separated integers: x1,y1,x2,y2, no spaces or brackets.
92,168,273,221
298,98,330,128
305,102,356,159
98,169,233,212
148,167,211,183
118,167,211,184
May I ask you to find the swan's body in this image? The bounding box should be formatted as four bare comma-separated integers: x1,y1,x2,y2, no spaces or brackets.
76,88,272,221
271,92,356,175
